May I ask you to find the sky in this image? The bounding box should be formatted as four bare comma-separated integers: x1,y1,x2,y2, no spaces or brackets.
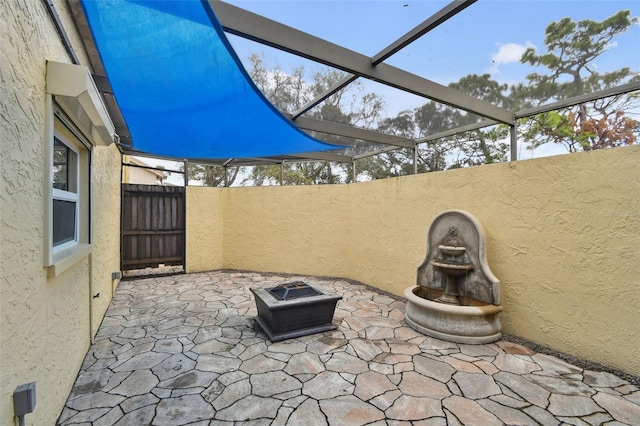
142,0,640,181
223,0,639,116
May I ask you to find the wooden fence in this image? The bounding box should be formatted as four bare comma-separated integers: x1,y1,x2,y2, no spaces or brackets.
121,184,185,270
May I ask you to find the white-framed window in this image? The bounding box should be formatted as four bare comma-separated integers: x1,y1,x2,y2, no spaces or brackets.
44,102,92,276
44,61,116,276
52,136,79,250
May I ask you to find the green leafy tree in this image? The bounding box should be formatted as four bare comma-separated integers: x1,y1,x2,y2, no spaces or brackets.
250,162,341,186
436,75,511,164
247,54,384,185
360,73,512,179
182,163,244,187
155,165,170,185
356,111,420,180
516,10,639,151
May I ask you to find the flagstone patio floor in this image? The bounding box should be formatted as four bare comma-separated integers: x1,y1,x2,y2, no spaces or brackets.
58,271,640,425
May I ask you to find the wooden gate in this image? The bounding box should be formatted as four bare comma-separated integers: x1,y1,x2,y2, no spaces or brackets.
121,184,185,270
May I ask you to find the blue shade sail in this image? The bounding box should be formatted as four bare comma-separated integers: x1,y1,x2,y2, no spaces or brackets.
80,0,340,159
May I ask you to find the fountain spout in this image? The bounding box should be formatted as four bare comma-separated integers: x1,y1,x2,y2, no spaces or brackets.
429,229,474,305
430,242,473,305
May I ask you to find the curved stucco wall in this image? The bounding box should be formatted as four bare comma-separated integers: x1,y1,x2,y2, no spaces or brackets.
187,146,639,375
0,1,121,424
346,146,639,376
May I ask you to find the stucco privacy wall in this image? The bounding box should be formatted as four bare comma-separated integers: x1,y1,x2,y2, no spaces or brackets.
220,184,351,277
346,146,639,376
187,146,639,375
0,1,121,424
186,187,224,272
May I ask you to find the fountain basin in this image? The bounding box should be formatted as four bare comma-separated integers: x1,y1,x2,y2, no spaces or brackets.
404,285,503,344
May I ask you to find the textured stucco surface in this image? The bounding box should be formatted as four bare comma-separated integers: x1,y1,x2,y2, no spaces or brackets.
90,145,123,335
186,186,224,272
188,146,639,375
221,184,351,277
0,1,121,424
346,146,639,377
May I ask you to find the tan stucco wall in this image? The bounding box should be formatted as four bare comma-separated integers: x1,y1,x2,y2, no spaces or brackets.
122,155,165,185
91,145,123,335
346,146,639,377
0,1,121,424
186,187,224,272
123,166,158,185
187,146,639,375
223,184,351,276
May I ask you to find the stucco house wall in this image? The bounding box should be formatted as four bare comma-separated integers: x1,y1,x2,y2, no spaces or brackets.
1,1,121,424
122,155,165,185
187,146,640,376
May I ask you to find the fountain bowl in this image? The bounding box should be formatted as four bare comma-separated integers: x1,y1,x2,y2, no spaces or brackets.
429,259,474,277
404,285,503,344
438,245,466,257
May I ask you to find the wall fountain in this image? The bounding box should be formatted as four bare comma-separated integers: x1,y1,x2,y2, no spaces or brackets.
404,210,503,344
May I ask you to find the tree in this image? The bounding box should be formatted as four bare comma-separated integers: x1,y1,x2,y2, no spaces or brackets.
356,111,419,179
359,73,512,178
250,162,341,186
182,162,244,187
516,10,639,151
437,75,512,166
246,54,384,185
155,165,170,185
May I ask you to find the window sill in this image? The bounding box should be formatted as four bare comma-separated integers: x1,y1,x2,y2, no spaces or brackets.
47,243,92,278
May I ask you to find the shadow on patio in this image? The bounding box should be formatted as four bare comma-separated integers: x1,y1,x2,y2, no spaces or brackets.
58,271,640,425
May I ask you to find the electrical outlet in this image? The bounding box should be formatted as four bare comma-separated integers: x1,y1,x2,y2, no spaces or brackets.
13,382,36,416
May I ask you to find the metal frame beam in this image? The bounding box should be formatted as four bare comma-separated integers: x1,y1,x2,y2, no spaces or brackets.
211,1,514,124
292,74,358,120
44,0,81,65
416,119,498,143
286,115,414,149
515,81,640,118
291,0,477,120
371,0,477,65
287,152,353,163
190,155,355,166
410,79,640,152
354,145,403,161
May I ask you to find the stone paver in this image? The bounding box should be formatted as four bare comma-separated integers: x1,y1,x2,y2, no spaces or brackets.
453,371,501,400
320,395,385,425
59,271,640,425
443,395,502,425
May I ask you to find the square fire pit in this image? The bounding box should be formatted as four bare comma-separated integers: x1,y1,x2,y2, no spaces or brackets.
250,281,342,342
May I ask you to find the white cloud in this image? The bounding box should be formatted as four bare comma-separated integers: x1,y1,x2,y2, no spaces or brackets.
487,42,535,76
492,42,534,64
